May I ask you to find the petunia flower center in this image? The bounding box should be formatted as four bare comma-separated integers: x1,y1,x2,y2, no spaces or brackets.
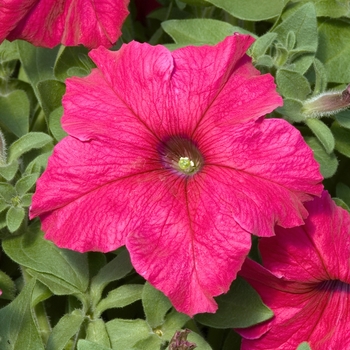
158,136,204,176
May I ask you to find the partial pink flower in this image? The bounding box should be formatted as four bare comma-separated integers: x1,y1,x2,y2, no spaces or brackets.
30,35,323,316
0,0,129,48
237,191,350,350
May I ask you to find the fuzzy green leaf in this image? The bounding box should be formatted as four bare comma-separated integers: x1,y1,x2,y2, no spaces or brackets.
49,107,68,141
0,160,19,181
276,68,311,100
0,279,44,350
36,80,66,117
251,33,277,60
54,46,92,82
90,249,133,306
335,110,350,129
46,310,85,350
305,118,335,154
95,285,143,316
77,340,111,350
86,319,111,348
317,19,350,83
277,99,305,122
6,206,25,232
0,90,29,137
8,132,53,163
2,221,89,293
195,277,273,328
106,319,152,350
273,2,317,73
297,341,312,350
305,136,338,178
312,58,327,95
142,282,172,329
331,121,350,158
0,270,16,300
205,0,283,20
15,173,39,196
162,19,254,46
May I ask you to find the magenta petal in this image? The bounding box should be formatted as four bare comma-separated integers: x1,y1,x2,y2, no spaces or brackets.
238,192,350,349
239,260,350,350
196,118,323,237
31,36,323,316
2,0,129,48
260,191,350,282
126,173,251,316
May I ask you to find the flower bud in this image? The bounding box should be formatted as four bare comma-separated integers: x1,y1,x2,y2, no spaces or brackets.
302,84,350,118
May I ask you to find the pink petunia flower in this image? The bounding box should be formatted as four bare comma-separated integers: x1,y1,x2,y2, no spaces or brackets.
0,0,129,49
237,191,350,350
29,35,323,316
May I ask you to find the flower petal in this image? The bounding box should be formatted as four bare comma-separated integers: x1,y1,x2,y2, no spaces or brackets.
30,134,161,251
260,191,350,282
238,259,350,350
195,118,323,237
3,0,129,48
126,172,252,316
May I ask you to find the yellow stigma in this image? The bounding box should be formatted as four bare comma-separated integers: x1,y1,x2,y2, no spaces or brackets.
178,157,195,173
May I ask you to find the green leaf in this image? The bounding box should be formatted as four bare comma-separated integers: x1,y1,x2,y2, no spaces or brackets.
317,19,350,83
142,282,172,328
133,335,161,350
178,0,210,6
161,309,190,340
8,132,53,163
250,33,277,60
331,121,350,158
17,41,59,99
305,118,335,154
0,160,19,181
187,331,212,350
46,310,85,350
0,40,20,62
54,46,92,82
277,99,305,122
6,206,25,232
49,107,68,141
335,110,350,129
0,90,30,137
15,173,39,196
297,341,312,350
0,279,45,350
24,151,51,175
36,80,66,117
0,270,16,300
336,183,350,209
305,136,338,178
90,249,133,306
276,68,311,100
195,277,273,328
106,319,152,350
86,319,111,348
205,0,284,20
27,269,84,296
273,2,317,73
95,285,143,316
312,0,350,18
0,182,16,202
162,19,254,46
333,198,350,212
2,221,89,293
312,58,327,95
78,340,112,350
